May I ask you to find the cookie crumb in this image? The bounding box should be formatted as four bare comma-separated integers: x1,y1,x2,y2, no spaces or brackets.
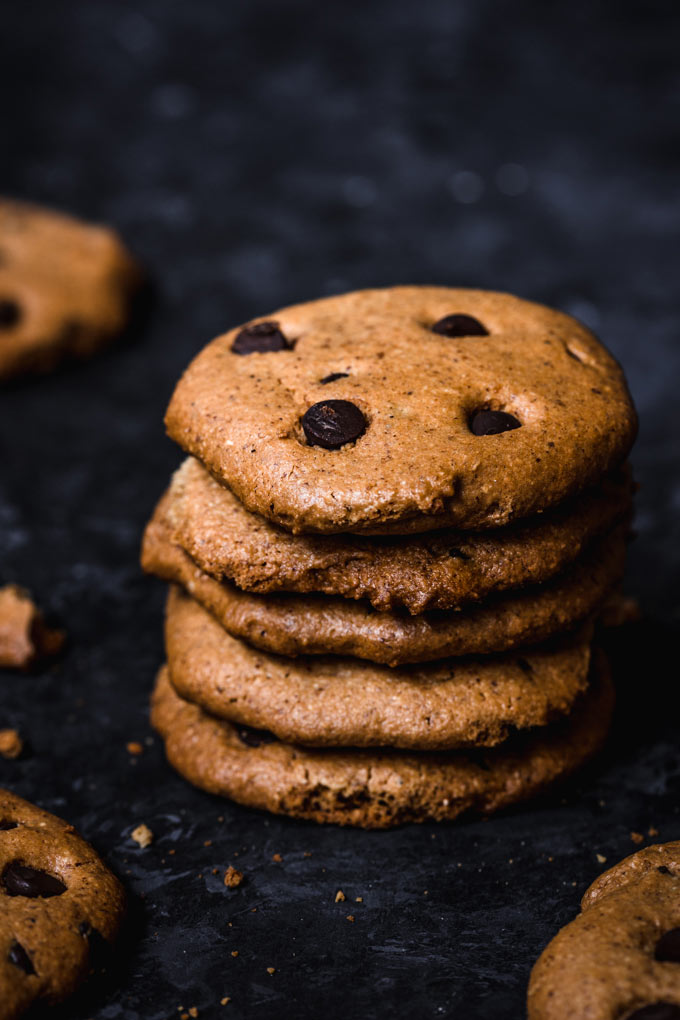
355,896,363,903
630,831,644,845
303,851,312,858
131,823,154,848
220,998,230,1006
188,1010,198,1018
204,839,212,847
126,741,144,755
224,866,244,888
266,967,275,975
596,853,607,864
272,853,282,862
649,826,659,837
0,728,23,759
335,890,346,903
0,585,65,670
346,915,355,922
231,951,239,958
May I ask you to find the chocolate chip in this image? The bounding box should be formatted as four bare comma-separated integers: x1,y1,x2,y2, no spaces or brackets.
0,820,18,830
320,372,349,384
8,940,35,975
626,1006,680,1020
302,399,367,449
448,547,470,561
659,866,672,875
0,298,20,328
470,410,521,436
237,726,277,749
655,928,680,963
431,313,488,337
2,861,66,898
231,321,288,355
516,658,533,674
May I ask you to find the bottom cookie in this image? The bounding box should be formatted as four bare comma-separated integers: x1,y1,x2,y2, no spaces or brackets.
0,789,125,1020
528,841,680,1020
151,651,613,829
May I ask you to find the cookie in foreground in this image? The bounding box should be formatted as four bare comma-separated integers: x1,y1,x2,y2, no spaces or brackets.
528,841,680,1019
0,789,125,1020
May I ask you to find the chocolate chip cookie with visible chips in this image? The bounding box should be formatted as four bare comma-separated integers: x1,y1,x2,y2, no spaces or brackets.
165,286,637,533
0,198,141,381
0,789,125,1019
528,841,680,1020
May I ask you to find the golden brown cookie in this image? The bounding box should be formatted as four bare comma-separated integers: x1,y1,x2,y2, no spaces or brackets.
164,585,594,749
156,456,632,614
151,651,613,828
0,198,141,381
165,287,637,534
144,500,625,664
0,789,125,1019
528,842,680,1020
0,586,64,671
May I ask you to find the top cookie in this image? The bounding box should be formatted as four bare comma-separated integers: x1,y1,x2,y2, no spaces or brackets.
165,287,637,534
0,198,141,381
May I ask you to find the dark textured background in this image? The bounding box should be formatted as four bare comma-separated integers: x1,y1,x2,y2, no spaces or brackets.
1,1,679,1016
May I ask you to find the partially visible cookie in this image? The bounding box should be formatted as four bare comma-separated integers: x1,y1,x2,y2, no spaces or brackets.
0,586,64,671
164,585,594,749
528,842,680,1020
144,501,625,664
165,286,637,534
151,651,613,828
0,789,125,1019
158,456,632,614
0,199,141,381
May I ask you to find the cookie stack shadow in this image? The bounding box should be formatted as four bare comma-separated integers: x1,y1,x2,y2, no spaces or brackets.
142,287,637,829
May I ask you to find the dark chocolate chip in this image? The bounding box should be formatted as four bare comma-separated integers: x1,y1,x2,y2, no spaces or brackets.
447,548,470,560
0,298,20,328
431,313,488,338
470,410,521,436
659,866,672,875
0,820,18,830
8,940,35,975
237,726,277,749
302,399,367,449
320,372,349,384
2,861,66,898
231,321,288,355
626,1006,680,1020
655,928,680,963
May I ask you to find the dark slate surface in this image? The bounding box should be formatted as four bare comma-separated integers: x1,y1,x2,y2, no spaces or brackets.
1,1,679,1016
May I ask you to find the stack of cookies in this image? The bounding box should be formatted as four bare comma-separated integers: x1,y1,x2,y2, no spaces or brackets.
142,287,636,828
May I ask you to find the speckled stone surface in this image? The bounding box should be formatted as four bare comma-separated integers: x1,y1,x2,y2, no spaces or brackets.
1,0,678,1017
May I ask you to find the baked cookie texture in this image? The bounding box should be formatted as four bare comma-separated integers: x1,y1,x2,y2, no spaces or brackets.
144,284,636,826
163,585,594,749
151,652,613,829
0,198,141,381
143,505,626,665
528,842,680,1020
155,456,632,613
165,287,637,534
0,789,125,1019
0,586,64,671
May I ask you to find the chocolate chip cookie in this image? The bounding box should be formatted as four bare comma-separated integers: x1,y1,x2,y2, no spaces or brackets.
165,287,637,534
155,456,632,614
144,501,625,664
528,841,680,1020
0,198,141,381
0,788,125,1019
163,585,594,749
151,650,613,828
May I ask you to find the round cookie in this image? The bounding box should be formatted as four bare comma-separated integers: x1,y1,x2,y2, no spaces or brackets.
0,198,141,381
0,789,125,1019
144,501,625,664
151,651,613,828
165,287,637,534
164,585,594,749
159,456,632,614
528,842,680,1020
